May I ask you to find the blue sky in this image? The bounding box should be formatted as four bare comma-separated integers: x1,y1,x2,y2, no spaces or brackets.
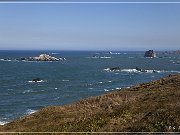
0,3,180,51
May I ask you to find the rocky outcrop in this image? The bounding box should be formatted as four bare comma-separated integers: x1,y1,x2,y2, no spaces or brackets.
28,54,65,61
0,54,66,62
144,50,156,58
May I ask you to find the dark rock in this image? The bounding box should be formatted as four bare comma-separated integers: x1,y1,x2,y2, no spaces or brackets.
32,78,41,82
21,57,26,60
135,67,147,72
109,67,121,71
144,50,156,58
153,70,158,73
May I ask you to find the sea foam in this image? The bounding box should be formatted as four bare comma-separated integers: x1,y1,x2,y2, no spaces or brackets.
28,80,45,83
0,121,8,125
87,56,111,59
104,68,170,74
26,109,37,115
0,117,9,125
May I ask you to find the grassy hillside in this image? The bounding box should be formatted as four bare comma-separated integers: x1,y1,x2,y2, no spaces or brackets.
1,74,180,132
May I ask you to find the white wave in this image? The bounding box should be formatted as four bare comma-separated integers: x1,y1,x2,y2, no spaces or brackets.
51,52,59,54
104,68,121,72
104,68,110,71
0,59,11,61
54,88,58,90
23,60,57,63
0,121,9,125
88,88,94,90
87,56,111,59
23,90,32,94
100,56,111,59
62,80,69,82
170,70,180,73
109,52,121,55
28,80,45,83
104,87,121,92
104,89,109,91
121,69,180,73
98,82,103,84
0,59,18,62
54,97,60,100
26,109,37,115
146,70,160,73
108,81,112,83
87,56,99,59
104,68,172,74
121,69,164,73
121,69,138,73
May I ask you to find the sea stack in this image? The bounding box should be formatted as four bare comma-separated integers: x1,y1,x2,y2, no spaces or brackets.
144,50,156,58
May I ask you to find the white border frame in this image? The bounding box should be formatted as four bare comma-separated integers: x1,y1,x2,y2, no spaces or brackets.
0,1,180,134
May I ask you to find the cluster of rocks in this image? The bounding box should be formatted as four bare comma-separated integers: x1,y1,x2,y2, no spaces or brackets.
144,50,156,58
0,54,66,62
28,54,65,61
21,54,66,61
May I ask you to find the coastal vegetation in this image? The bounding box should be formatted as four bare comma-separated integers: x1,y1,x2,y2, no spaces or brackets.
0,74,180,132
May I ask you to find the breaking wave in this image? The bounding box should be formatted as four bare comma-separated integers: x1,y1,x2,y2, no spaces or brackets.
87,56,111,59
0,59,19,62
109,52,121,55
0,121,9,125
28,80,46,83
26,109,37,115
104,68,180,74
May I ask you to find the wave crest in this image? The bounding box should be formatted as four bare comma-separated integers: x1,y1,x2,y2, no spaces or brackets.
104,68,180,73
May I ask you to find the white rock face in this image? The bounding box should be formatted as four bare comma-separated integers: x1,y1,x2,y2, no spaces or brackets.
29,54,65,61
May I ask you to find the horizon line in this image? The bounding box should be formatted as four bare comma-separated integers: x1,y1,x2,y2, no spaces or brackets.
0,49,178,51
0,1,180,4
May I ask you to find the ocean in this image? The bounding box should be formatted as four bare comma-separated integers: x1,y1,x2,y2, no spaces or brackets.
0,50,179,125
